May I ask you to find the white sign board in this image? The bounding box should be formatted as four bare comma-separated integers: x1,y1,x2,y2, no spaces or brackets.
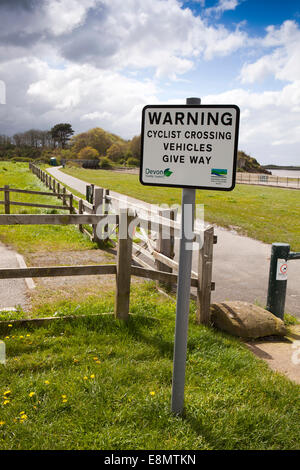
276,259,288,281
140,105,240,190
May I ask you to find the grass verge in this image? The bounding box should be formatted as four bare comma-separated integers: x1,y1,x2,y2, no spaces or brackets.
0,282,299,450
0,162,97,253
63,167,300,251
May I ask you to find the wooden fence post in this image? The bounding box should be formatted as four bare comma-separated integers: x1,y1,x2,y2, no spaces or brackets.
115,208,134,321
78,199,83,232
92,187,103,243
155,208,176,290
104,189,110,240
196,226,214,325
62,187,66,206
57,182,60,199
69,194,74,214
4,185,10,214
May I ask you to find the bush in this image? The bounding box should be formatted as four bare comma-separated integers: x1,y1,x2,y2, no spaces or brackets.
82,159,100,169
10,156,34,162
78,146,99,160
99,157,112,169
127,157,139,167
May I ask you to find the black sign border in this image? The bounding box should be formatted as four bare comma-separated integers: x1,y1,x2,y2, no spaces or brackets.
139,104,240,191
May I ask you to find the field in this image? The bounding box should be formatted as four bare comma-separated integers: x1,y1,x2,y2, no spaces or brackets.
63,167,300,251
1,283,300,450
0,162,96,253
0,162,299,450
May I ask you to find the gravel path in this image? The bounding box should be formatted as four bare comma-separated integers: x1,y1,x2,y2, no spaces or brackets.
48,166,300,317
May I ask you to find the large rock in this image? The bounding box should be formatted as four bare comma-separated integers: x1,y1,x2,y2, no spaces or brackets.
210,301,287,339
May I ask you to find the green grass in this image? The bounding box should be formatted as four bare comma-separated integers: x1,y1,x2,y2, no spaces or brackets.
0,283,299,450
0,162,97,253
63,167,300,251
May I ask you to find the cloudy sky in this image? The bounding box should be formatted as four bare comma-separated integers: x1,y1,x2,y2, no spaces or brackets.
0,0,299,165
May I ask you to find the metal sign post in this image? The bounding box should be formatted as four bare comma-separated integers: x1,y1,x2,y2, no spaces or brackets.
139,96,240,416
171,97,199,415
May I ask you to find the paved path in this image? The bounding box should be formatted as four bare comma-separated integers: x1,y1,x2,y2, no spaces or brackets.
0,242,28,310
48,167,300,317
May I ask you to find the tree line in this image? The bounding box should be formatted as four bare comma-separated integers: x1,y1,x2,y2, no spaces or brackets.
0,123,141,166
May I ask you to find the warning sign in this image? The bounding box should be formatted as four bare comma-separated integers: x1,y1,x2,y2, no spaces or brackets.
140,104,240,191
276,259,288,281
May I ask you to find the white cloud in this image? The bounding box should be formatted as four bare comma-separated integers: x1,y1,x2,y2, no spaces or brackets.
204,83,300,164
44,0,97,36
0,0,248,80
205,0,240,17
240,21,300,84
0,80,5,104
0,0,299,165
26,60,159,137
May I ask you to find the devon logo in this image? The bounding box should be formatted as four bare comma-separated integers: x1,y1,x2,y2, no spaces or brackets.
211,168,227,176
164,168,173,177
145,168,173,178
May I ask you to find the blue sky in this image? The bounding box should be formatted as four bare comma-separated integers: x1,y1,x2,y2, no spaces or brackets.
0,0,300,165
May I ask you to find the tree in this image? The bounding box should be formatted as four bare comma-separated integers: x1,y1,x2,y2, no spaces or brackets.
70,127,126,156
106,142,126,162
78,146,99,160
130,135,141,160
51,123,74,149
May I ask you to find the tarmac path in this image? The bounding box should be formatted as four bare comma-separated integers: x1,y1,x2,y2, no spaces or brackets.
0,242,28,311
48,167,300,318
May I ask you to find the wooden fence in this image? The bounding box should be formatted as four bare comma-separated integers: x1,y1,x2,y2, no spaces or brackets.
0,185,73,214
26,163,217,324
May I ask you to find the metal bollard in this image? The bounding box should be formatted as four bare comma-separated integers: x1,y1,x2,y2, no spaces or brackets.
266,243,290,320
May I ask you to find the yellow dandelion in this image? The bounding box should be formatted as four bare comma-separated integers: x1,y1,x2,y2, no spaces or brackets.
3,390,11,396
0,421,5,426
26,334,30,337
83,376,88,380
19,336,24,339
73,359,79,363
44,380,50,385
5,336,9,339
20,414,28,421
90,374,95,379
95,361,101,364
20,411,25,415
93,357,98,361
8,324,12,327
150,391,155,396
62,399,68,403
28,392,35,398
3,400,10,405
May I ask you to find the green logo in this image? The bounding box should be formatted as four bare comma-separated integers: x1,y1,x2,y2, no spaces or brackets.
211,168,227,176
164,168,173,177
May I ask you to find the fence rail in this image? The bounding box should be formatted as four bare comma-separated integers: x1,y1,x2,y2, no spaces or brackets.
236,172,300,189
0,214,117,225
0,185,73,214
26,163,217,324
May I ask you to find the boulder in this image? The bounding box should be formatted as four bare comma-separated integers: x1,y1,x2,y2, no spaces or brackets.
210,301,287,339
